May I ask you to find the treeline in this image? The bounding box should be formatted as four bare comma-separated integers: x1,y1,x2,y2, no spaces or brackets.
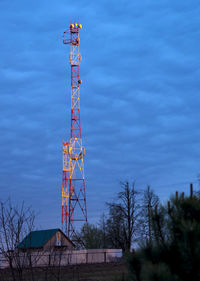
128,183,200,281
77,181,159,251
1,182,200,281
78,182,200,280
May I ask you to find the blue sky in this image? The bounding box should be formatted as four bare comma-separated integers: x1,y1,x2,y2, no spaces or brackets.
0,0,200,229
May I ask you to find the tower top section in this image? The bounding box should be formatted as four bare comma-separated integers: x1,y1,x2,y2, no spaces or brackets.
63,23,82,45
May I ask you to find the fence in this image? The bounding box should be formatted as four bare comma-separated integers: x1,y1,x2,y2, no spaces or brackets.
0,249,122,268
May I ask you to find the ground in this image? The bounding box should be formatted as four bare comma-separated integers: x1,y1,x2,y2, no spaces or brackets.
0,262,127,281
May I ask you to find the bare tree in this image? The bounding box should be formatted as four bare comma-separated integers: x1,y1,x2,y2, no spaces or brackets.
0,199,36,281
139,186,159,245
106,181,140,251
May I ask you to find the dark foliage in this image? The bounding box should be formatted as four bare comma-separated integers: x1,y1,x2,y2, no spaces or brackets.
128,192,200,281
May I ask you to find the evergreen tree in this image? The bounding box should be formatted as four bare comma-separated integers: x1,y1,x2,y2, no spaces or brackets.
128,191,200,281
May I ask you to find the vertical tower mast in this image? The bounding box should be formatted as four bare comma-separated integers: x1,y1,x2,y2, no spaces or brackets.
62,23,87,239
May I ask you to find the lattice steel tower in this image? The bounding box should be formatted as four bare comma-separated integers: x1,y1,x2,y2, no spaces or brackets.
62,23,87,239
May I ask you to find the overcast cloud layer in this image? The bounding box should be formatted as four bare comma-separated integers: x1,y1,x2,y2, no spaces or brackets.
0,0,200,228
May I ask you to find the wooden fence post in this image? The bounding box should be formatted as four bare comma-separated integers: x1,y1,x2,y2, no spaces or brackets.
104,251,106,263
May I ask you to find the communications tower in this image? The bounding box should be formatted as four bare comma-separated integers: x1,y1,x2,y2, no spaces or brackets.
62,23,87,239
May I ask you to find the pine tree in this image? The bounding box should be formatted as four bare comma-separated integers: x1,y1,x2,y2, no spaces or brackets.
128,190,200,281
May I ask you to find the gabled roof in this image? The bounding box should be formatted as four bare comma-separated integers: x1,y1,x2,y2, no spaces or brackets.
18,228,73,249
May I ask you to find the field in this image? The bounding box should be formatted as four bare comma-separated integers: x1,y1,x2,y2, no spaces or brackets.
0,262,127,281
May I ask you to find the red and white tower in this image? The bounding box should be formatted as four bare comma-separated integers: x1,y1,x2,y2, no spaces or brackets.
62,23,87,239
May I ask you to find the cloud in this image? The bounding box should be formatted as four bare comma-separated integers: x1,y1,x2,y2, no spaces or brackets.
0,0,200,229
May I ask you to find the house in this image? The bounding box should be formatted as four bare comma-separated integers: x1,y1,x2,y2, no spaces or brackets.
18,228,75,251
0,229,122,268
13,229,75,267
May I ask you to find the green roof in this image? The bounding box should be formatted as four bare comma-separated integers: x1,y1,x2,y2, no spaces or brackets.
18,229,60,249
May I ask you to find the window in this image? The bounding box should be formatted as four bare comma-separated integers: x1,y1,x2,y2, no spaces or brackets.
56,232,61,246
